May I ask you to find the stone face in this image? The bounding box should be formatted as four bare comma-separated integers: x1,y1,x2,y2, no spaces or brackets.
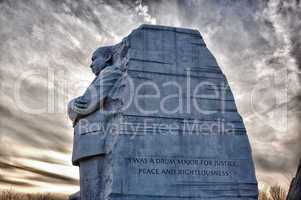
69,24,258,199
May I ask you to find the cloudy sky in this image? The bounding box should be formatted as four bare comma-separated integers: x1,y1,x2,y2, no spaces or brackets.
0,0,300,194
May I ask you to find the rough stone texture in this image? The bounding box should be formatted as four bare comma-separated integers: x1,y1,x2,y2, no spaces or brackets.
69,24,258,199
287,159,301,200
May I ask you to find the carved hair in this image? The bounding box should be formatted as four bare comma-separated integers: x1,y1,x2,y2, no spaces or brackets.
94,46,114,65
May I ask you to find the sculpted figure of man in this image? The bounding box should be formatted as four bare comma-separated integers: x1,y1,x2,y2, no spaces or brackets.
68,46,122,124
68,43,126,200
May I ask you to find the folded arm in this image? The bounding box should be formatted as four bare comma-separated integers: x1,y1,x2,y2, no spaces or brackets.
68,67,122,124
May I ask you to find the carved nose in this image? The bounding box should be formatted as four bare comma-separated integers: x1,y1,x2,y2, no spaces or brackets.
90,64,93,68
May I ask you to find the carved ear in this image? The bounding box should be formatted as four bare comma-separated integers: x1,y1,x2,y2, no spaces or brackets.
105,54,113,64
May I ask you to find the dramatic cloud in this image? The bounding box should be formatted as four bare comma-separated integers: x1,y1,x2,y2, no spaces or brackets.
0,0,300,192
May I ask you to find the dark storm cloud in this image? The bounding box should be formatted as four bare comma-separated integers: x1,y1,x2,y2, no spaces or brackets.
0,178,33,187
0,0,300,190
0,160,78,185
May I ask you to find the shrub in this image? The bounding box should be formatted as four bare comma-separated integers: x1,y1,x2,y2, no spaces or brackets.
259,185,287,200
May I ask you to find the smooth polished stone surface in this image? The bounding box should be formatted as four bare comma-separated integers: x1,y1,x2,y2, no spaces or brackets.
69,24,258,200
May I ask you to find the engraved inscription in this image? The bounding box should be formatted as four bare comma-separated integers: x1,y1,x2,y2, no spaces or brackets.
126,157,239,177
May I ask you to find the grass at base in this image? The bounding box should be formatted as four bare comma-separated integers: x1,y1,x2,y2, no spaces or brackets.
0,190,68,200
0,185,288,200
259,185,287,200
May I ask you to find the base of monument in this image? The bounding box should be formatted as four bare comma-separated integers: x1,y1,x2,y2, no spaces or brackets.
70,193,258,200
110,194,258,200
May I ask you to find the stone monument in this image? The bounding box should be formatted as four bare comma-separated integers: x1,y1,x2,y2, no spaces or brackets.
287,159,301,200
68,24,258,200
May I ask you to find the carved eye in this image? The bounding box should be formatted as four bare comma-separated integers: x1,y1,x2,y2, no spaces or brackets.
91,55,96,61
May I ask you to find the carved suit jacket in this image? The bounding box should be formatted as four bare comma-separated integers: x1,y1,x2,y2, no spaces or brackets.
68,65,125,165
